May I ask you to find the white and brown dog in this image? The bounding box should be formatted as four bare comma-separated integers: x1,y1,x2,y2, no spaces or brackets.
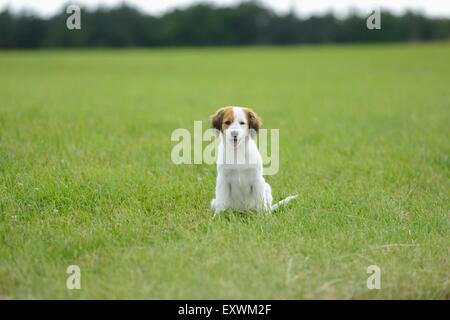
210,106,297,214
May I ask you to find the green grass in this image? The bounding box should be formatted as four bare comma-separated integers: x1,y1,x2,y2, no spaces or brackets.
0,43,449,299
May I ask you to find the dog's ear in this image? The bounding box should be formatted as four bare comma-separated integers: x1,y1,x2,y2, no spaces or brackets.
246,108,262,132
210,108,225,132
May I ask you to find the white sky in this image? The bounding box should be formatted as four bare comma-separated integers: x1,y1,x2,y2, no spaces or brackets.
1,0,450,18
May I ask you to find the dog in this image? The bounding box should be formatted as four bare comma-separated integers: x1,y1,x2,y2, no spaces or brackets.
210,106,297,214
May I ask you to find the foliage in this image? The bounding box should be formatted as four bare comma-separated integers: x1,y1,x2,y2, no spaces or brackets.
0,2,449,48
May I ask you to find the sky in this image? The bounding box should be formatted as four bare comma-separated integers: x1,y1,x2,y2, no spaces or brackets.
1,0,450,18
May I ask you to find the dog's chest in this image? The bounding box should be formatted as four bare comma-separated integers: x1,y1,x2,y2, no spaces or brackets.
225,168,257,200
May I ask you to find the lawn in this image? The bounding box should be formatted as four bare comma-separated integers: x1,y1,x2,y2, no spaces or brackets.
0,43,449,299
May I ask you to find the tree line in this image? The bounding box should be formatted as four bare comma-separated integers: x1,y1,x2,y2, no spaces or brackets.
0,2,449,48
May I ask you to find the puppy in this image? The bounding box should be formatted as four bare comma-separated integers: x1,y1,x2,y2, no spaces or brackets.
210,106,297,214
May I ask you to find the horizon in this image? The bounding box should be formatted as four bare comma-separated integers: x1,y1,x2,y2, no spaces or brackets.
1,0,450,18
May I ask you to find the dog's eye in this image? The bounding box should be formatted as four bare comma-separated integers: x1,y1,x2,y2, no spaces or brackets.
239,121,245,125
224,121,231,125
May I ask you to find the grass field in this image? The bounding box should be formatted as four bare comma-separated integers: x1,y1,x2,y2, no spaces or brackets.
0,43,449,299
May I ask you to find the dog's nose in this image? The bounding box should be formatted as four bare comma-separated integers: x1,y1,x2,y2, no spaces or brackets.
230,130,239,137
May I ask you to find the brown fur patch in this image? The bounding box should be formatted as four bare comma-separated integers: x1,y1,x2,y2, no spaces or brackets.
210,106,234,132
243,107,262,132
221,107,234,131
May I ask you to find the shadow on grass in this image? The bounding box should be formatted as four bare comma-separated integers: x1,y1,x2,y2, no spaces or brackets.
212,209,273,224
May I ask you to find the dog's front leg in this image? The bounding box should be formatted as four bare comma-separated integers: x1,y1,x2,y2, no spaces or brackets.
252,178,269,213
212,174,230,214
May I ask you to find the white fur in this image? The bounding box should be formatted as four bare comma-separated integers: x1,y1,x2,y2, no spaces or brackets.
211,107,297,214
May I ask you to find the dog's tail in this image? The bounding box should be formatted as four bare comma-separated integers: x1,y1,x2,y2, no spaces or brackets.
270,194,298,212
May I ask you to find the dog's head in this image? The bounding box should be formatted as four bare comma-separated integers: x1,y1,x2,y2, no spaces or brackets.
210,106,262,147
